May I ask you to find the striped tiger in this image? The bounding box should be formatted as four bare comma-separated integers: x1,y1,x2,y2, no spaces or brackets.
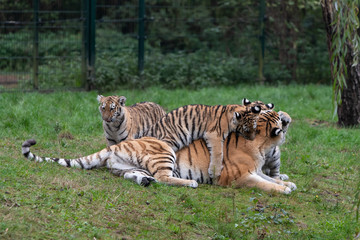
242,98,290,180
144,102,261,178
262,111,291,180
97,95,166,146
21,137,198,188
174,110,296,194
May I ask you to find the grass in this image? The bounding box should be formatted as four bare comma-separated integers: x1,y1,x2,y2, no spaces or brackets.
0,84,359,239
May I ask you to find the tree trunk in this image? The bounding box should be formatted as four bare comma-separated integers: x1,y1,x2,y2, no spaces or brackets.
338,54,360,126
321,0,360,126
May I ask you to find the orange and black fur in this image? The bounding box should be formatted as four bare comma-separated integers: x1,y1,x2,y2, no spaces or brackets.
144,103,261,178
243,98,291,180
21,137,198,188
97,95,166,146
175,109,296,194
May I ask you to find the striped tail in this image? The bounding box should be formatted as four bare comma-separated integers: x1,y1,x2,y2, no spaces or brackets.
21,139,105,169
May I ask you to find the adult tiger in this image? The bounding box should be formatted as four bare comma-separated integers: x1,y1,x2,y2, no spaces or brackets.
21,137,198,188
144,103,261,178
174,110,296,194
97,95,166,146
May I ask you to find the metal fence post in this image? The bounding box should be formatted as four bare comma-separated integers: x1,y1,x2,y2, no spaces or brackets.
258,0,266,84
88,0,96,90
138,0,145,77
81,0,87,89
33,0,39,89
82,0,96,90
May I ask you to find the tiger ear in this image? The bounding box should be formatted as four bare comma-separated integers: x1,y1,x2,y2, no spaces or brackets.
266,103,274,109
119,96,126,106
242,98,251,106
97,95,104,103
251,106,261,114
271,128,282,137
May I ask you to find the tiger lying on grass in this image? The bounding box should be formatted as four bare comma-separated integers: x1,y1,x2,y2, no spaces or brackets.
175,109,296,194
21,137,198,188
144,102,261,178
97,95,166,146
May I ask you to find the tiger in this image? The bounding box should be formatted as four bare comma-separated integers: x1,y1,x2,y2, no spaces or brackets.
97,95,166,146
144,102,262,178
242,98,291,180
262,111,291,180
21,137,198,188
174,109,296,194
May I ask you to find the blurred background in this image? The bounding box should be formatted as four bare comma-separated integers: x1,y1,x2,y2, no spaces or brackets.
0,0,330,92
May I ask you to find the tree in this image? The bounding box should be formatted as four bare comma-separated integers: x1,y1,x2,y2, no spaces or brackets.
321,0,360,127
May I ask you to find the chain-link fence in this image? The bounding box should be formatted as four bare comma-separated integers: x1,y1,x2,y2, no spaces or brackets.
0,1,330,92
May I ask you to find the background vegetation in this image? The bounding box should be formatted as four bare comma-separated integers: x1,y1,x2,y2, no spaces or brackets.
1,85,359,239
0,0,331,91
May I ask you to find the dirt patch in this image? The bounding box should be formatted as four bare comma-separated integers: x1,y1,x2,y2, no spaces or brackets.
0,74,30,88
306,119,335,127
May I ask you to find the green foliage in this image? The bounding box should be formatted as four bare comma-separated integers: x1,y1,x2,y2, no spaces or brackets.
328,0,360,116
1,1,331,91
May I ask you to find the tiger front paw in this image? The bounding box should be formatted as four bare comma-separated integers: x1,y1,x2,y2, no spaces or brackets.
283,187,292,194
279,174,289,181
284,181,297,191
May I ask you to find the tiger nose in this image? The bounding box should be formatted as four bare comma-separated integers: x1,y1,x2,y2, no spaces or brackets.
103,117,112,122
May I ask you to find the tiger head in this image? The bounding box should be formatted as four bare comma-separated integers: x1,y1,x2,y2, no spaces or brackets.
278,111,292,134
97,95,126,123
231,103,261,141
243,98,291,135
256,110,286,147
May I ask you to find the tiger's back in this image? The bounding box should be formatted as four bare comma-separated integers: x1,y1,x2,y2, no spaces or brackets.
145,103,261,178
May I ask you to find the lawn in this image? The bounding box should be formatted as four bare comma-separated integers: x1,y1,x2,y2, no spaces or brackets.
0,84,359,239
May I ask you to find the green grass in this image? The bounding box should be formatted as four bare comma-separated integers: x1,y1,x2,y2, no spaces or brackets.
0,84,359,239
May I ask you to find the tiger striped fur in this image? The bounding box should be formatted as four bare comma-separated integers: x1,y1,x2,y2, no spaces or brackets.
21,137,198,188
262,111,291,180
242,98,291,180
144,103,261,178
175,110,296,194
97,95,166,146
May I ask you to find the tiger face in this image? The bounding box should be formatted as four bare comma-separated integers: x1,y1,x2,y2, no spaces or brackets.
256,110,285,147
97,95,126,123
231,104,261,141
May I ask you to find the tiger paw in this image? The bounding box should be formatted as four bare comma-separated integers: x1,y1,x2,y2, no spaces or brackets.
284,181,297,191
279,174,289,181
283,187,292,194
189,180,198,188
140,177,156,187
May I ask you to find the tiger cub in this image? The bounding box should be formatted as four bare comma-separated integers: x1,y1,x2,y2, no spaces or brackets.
242,98,291,180
262,111,291,180
175,110,296,194
97,95,166,146
144,102,261,178
21,137,198,188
